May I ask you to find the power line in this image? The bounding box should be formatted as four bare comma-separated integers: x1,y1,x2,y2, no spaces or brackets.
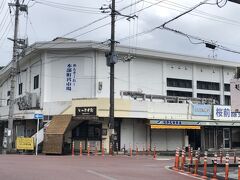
34,0,99,10
28,0,145,51
34,0,103,14
160,26,240,55
72,0,167,40
145,0,240,28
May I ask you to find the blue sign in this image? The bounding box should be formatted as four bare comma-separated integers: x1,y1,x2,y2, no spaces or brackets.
153,120,182,125
192,104,212,116
34,114,44,119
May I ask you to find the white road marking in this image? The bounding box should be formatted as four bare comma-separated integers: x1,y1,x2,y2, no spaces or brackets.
144,164,158,167
165,166,203,180
155,158,171,161
87,170,117,180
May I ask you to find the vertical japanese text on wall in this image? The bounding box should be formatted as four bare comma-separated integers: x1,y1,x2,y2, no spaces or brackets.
65,64,77,91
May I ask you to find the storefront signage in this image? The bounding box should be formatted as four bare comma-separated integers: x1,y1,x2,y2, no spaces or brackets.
150,125,201,130
16,137,34,150
150,120,200,126
213,105,240,120
192,104,212,116
76,106,97,116
150,120,182,125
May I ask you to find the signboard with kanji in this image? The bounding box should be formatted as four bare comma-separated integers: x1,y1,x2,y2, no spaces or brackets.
213,105,240,120
16,137,34,150
76,107,97,116
65,63,77,91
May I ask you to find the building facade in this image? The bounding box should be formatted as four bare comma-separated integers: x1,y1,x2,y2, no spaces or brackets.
0,38,239,153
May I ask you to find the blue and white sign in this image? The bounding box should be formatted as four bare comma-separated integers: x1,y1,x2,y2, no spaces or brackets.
65,63,77,91
213,105,240,120
34,114,44,119
150,120,200,126
192,104,212,116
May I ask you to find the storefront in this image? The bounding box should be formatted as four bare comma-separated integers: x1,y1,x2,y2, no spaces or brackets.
150,120,201,151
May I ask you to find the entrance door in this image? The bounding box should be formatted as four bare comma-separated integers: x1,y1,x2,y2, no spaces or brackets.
223,128,231,148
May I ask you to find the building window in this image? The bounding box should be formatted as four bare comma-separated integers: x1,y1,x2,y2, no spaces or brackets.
197,81,220,91
7,99,10,105
167,78,192,88
167,90,192,97
34,75,39,89
197,93,220,104
7,91,10,96
224,84,230,92
225,95,231,105
18,83,23,95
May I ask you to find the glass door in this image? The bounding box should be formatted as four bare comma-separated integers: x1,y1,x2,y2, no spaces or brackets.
223,128,231,149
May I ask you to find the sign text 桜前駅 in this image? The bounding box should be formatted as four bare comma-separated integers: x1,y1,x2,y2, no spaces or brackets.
213,105,240,120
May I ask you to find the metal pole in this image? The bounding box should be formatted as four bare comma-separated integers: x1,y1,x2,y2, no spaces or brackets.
8,0,20,152
109,0,116,155
36,118,39,155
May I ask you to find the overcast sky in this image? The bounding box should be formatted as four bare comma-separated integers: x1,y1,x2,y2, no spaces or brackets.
0,0,240,66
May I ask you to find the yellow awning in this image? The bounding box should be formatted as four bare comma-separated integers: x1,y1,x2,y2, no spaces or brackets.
151,125,201,130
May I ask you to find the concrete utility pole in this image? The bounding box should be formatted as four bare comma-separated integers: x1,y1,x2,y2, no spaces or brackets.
105,0,137,155
8,0,28,152
109,0,116,155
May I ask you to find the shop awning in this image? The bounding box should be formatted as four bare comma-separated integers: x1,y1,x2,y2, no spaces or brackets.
151,125,201,130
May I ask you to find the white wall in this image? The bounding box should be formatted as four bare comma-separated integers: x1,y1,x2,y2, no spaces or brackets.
43,51,95,102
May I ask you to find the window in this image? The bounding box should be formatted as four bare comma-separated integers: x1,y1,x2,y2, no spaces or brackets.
167,90,192,97
197,93,220,104
225,95,231,105
34,75,39,89
18,83,23,95
7,91,10,96
7,99,10,105
224,84,230,92
167,78,192,88
197,81,220,91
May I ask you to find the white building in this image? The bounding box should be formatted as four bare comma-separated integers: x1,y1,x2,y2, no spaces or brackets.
0,38,239,154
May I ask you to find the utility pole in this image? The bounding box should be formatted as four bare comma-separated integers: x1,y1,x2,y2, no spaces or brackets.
103,0,137,155
7,0,28,152
109,0,116,155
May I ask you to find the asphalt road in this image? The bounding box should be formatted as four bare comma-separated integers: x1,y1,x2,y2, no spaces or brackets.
0,155,196,180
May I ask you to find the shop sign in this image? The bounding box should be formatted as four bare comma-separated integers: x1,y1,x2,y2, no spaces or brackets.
213,105,240,120
16,137,34,150
76,106,97,116
151,120,182,125
150,120,200,126
192,104,212,116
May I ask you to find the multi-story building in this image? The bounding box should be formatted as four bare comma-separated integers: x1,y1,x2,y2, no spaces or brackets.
0,38,239,154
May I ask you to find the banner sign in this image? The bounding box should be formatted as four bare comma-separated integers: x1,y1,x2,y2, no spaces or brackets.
213,105,240,120
16,137,34,150
192,104,212,116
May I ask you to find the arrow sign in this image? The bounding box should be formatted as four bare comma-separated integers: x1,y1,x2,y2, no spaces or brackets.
34,114,44,119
